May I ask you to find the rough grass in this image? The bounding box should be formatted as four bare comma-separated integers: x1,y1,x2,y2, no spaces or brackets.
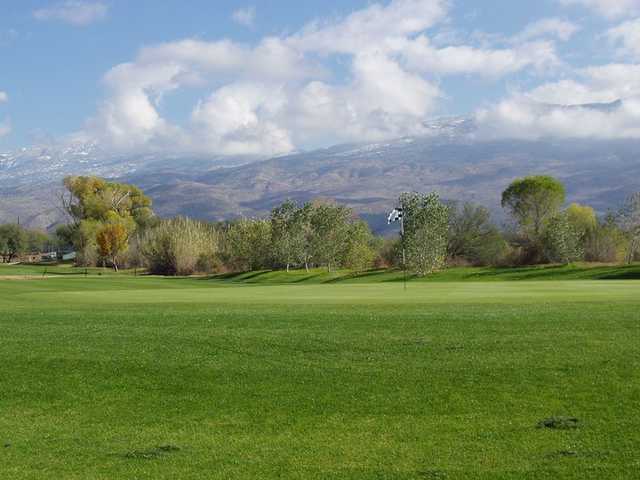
0,265,639,479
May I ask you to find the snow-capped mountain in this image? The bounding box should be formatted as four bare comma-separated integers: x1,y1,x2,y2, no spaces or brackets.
1,112,639,231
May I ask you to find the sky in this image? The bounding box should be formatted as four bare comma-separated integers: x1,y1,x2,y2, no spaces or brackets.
1,0,640,156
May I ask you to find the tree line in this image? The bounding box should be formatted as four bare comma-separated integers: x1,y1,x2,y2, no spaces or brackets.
1,174,639,275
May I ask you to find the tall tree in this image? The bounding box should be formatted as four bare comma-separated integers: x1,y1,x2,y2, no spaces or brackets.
448,202,506,265
96,223,129,272
566,203,597,238
618,192,640,264
59,176,154,265
401,192,449,276
62,176,154,228
309,202,352,272
293,203,314,272
271,200,302,272
502,175,566,242
224,219,272,272
542,212,584,264
0,224,27,263
342,220,376,272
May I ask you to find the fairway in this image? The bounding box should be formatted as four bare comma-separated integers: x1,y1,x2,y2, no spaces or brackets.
1,272,639,479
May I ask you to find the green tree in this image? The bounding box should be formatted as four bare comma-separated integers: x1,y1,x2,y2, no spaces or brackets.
60,176,154,266
25,230,53,254
542,212,584,264
401,192,449,276
342,220,376,272
271,200,306,272
224,219,272,271
309,202,352,272
585,213,627,263
502,175,566,244
618,193,640,264
0,224,27,263
448,202,507,266
62,176,154,227
293,203,315,272
566,203,597,237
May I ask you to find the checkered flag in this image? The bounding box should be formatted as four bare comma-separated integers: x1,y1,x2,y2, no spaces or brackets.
387,208,403,225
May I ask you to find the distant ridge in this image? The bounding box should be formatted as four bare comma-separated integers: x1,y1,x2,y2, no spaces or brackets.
1,110,639,231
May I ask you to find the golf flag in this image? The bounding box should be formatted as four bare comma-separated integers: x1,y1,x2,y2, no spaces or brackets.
387,208,403,224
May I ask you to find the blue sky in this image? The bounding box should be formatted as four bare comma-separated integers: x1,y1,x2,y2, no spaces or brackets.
1,0,640,154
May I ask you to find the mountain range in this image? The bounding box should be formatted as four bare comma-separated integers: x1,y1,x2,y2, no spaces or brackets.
1,113,638,233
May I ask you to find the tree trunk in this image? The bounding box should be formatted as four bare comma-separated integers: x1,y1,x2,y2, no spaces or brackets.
286,263,290,272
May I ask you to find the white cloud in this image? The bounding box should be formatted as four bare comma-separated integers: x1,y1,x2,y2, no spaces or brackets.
476,97,640,140
527,64,640,104
80,0,568,155
0,91,8,138
33,1,109,26
232,6,256,28
514,18,580,43
192,83,292,156
0,119,10,138
607,18,640,59
476,63,640,140
557,0,640,19
289,0,449,54
401,37,559,76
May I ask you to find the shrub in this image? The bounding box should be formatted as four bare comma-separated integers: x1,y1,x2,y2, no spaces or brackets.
140,217,218,276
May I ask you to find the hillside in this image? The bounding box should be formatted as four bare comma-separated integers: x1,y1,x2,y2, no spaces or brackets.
1,117,639,231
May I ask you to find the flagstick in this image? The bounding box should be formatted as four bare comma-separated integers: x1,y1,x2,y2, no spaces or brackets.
400,205,407,292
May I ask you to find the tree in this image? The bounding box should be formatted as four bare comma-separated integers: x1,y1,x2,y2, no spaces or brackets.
542,212,584,264
224,219,272,271
584,213,627,263
59,176,155,266
0,224,27,263
25,230,53,254
502,176,566,244
401,192,449,276
96,223,129,271
566,203,597,238
293,203,314,272
309,202,352,272
61,176,154,227
448,202,507,266
618,193,640,264
342,220,376,272
271,200,304,272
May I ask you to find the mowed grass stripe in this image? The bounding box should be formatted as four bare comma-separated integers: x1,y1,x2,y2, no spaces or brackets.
0,274,639,479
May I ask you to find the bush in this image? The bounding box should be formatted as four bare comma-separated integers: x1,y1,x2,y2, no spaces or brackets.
140,217,218,275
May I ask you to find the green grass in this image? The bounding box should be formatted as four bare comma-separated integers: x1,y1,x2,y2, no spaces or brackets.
3,262,640,282
1,266,639,479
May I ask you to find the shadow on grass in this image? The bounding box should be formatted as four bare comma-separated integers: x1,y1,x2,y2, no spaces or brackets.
187,264,640,285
